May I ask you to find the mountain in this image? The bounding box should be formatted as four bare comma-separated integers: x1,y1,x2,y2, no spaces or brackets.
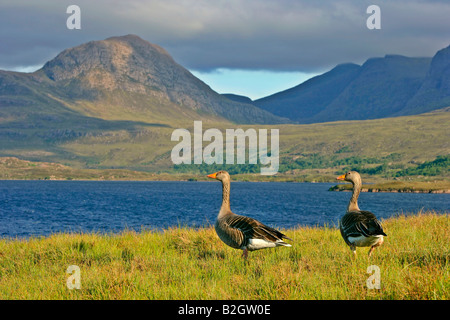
403,45,450,115
0,35,287,168
253,63,360,122
310,55,432,123
253,47,449,123
0,34,285,126
222,93,253,104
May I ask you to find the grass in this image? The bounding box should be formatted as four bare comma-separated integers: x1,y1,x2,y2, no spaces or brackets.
0,212,448,299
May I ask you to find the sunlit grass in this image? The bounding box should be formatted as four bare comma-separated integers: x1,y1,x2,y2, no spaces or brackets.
0,212,448,299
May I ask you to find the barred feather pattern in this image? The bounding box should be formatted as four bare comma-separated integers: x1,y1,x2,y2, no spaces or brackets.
339,210,387,247
215,213,292,251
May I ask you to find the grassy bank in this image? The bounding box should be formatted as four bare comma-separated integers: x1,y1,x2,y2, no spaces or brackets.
329,180,450,193
1,156,449,189
0,212,448,299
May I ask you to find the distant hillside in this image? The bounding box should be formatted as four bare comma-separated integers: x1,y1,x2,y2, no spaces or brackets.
253,63,360,122
0,35,285,126
173,108,450,179
253,45,450,123
2,106,447,179
310,55,431,123
403,45,450,115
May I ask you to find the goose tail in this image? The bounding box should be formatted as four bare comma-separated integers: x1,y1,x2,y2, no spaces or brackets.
275,240,292,247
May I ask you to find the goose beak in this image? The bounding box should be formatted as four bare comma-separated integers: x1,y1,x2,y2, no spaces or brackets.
336,174,346,181
207,172,217,179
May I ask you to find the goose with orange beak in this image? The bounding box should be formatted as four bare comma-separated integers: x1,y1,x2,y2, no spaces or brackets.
337,171,387,258
207,170,292,259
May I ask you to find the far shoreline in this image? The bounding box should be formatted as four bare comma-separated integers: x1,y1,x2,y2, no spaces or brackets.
328,182,450,194
1,176,449,194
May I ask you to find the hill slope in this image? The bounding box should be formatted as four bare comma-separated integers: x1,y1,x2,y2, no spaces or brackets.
311,55,431,123
253,45,450,123
0,35,285,126
2,106,448,178
403,45,450,115
253,63,361,123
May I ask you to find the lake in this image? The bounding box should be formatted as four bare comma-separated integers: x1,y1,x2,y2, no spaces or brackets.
0,180,448,238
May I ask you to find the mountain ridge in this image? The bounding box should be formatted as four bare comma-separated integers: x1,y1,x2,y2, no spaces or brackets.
253,47,449,124
1,34,286,125
403,45,450,115
253,63,361,123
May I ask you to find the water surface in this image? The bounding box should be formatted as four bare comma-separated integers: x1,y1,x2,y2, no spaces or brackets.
0,180,448,238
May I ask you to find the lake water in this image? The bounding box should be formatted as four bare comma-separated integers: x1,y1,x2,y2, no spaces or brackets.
0,180,448,238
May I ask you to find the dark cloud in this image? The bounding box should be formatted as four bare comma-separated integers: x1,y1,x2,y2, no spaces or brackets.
0,0,449,72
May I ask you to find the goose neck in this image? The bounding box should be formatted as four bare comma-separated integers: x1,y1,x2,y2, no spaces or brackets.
219,179,231,216
347,179,361,212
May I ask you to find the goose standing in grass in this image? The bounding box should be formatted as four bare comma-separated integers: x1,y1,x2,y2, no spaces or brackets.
207,170,292,259
337,171,387,258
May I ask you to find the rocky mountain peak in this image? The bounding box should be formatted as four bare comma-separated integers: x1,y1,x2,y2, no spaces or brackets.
41,35,177,86
32,35,284,124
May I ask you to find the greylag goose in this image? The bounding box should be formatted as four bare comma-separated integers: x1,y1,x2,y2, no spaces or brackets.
337,171,387,258
207,170,292,259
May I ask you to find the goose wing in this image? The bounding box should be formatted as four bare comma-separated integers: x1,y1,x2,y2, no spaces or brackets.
340,210,387,245
216,214,292,249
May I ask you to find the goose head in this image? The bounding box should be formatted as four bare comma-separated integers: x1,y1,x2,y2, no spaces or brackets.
336,171,362,184
207,170,231,182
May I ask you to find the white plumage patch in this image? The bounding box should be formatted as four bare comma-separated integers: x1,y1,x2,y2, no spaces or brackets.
246,239,292,251
348,235,383,247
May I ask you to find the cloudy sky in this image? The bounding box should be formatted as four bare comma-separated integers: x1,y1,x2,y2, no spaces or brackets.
0,0,449,99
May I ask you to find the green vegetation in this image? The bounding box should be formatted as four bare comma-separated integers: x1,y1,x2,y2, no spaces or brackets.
174,163,261,175
396,155,450,177
278,153,402,173
342,155,450,178
0,212,448,299
172,153,404,175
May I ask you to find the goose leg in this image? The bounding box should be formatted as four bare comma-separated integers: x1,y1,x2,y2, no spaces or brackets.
242,248,248,259
368,238,383,258
368,246,376,258
350,245,356,258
